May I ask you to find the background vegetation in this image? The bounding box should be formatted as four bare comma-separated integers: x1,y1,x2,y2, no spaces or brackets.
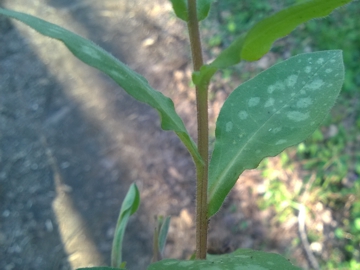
203,0,360,269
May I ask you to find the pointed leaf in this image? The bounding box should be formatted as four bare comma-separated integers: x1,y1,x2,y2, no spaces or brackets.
153,215,171,262
148,248,301,269
170,0,212,22
0,8,202,167
111,184,140,268
192,33,246,87
196,0,213,21
241,0,353,61
210,33,246,69
208,51,344,217
170,0,188,21
158,216,171,255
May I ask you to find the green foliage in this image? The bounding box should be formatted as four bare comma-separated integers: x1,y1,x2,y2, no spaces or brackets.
260,179,299,223
0,0,355,268
294,3,360,93
197,0,351,86
259,119,360,268
240,0,353,61
170,0,213,22
204,1,358,266
148,249,301,270
297,124,360,268
153,215,171,261
0,8,203,169
208,50,344,217
111,184,140,268
207,0,360,93
210,34,246,69
170,0,188,21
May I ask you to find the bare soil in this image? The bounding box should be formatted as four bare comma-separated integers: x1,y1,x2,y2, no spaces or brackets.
0,1,350,270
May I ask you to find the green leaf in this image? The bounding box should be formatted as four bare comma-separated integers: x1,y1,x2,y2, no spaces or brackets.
210,33,246,69
241,0,353,61
153,215,171,261
192,33,246,87
208,51,344,217
0,8,203,167
354,218,360,231
170,0,212,22
192,65,217,87
197,0,213,21
148,248,302,269
111,184,140,268
158,216,171,255
170,0,188,21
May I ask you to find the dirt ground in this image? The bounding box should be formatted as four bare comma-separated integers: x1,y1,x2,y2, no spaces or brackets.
0,1,333,269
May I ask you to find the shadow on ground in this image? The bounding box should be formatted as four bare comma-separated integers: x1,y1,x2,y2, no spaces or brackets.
0,0,194,269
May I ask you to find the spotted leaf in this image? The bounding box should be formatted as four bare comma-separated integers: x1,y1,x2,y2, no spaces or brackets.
208,51,344,217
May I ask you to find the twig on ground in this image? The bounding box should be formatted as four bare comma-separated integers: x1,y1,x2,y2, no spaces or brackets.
298,204,320,270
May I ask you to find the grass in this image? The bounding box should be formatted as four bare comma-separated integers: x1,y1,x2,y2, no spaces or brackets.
203,0,360,268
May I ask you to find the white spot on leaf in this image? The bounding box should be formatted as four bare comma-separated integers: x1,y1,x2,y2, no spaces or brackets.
265,98,275,107
275,81,285,91
325,68,333,73
110,70,125,81
81,45,101,60
238,111,248,120
287,111,310,121
305,66,312,73
316,58,324,64
248,97,260,107
268,82,285,93
272,127,282,134
296,97,312,108
267,85,275,94
48,26,63,35
308,79,324,90
226,122,233,132
286,75,298,87
276,139,287,145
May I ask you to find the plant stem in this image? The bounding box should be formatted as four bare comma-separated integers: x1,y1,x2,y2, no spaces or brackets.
186,0,208,260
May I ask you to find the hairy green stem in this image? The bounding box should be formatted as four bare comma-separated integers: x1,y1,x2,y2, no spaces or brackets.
186,0,208,260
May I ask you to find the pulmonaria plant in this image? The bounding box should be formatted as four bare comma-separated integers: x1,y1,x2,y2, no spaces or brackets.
0,0,353,269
